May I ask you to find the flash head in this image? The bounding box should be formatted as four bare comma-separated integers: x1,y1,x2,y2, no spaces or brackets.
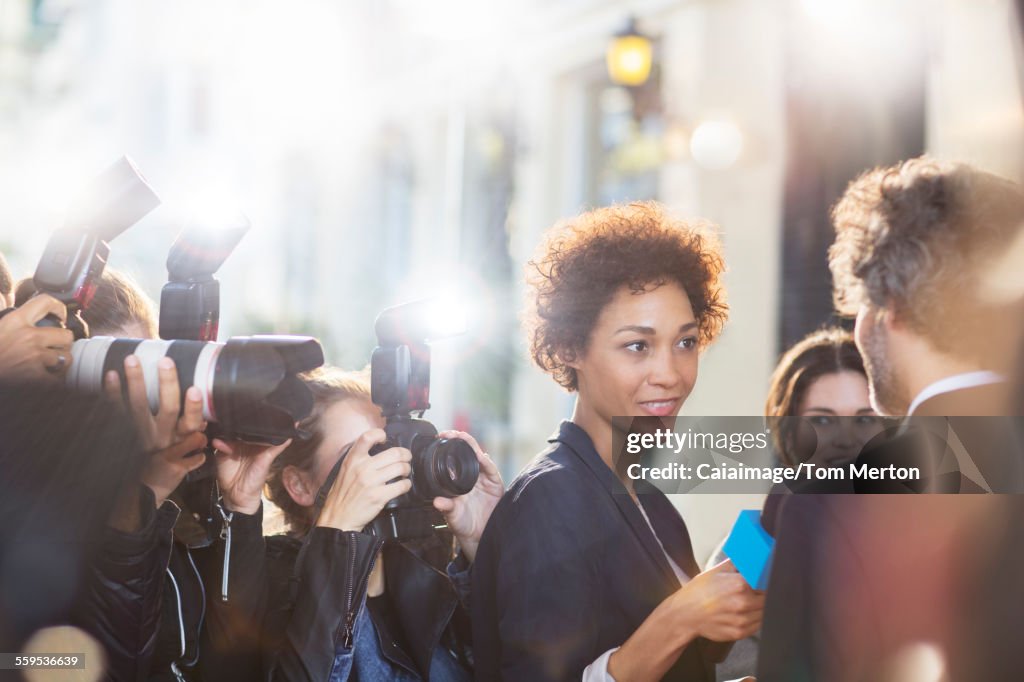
166,213,250,282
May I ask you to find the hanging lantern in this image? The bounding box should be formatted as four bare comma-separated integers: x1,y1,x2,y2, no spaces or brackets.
606,17,653,87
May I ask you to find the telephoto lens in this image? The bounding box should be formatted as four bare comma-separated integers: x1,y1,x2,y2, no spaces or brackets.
67,335,324,443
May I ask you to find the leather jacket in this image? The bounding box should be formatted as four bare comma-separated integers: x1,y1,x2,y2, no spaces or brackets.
263,527,472,681
72,486,268,682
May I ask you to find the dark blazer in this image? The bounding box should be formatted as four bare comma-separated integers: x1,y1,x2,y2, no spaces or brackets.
912,383,1024,493
471,421,717,682
758,384,1024,681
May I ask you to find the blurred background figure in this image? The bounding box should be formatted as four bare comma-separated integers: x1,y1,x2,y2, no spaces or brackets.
0,380,142,662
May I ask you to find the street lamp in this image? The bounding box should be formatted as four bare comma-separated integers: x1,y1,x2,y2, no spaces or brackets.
606,17,653,87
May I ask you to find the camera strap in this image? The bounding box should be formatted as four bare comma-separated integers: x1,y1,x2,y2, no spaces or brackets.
313,442,355,514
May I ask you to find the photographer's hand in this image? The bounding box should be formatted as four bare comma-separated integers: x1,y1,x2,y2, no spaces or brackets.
316,429,413,532
104,356,207,509
140,432,209,508
211,438,291,515
0,294,73,383
105,355,206,451
432,430,504,563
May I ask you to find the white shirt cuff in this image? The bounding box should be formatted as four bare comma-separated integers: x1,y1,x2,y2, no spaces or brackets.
582,646,620,682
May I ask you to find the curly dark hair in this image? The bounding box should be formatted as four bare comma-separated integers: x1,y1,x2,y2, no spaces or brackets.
830,157,1024,359
525,201,728,392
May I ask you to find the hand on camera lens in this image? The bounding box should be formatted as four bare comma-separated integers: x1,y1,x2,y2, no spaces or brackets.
212,437,291,515
432,430,504,563
103,356,207,452
139,432,208,508
316,428,413,533
104,356,207,508
670,560,764,643
0,295,73,383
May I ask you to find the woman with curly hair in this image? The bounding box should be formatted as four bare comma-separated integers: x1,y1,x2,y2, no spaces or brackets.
471,202,763,682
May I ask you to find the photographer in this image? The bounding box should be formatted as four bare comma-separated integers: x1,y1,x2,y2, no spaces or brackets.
263,367,504,681
0,253,74,383
60,268,288,682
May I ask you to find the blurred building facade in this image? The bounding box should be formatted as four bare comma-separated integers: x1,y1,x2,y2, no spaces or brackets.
2,0,1022,559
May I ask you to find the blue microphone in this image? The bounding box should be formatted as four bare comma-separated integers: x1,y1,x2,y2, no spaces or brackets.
722,509,774,590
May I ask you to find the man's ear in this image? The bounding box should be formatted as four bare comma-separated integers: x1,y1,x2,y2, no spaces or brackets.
282,465,316,508
879,304,902,332
857,302,894,334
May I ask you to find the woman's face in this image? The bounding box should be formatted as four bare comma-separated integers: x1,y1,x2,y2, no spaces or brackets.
572,281,699,425
791,370,883,466
307,398,386,495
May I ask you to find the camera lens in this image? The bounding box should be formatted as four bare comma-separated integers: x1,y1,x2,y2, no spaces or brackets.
66,335,322,443
414,437,479,499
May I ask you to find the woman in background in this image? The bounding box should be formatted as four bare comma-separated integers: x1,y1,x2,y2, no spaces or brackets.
764,327,885,470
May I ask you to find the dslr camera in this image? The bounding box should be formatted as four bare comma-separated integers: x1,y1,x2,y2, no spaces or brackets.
319,299,480,542
19,157,325,445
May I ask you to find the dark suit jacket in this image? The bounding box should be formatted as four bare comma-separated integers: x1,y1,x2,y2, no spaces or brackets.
910,383,1024,493
757,384,1024,681
471,421,716,681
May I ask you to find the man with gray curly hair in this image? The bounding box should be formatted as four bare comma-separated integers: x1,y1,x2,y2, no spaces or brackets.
828,156,1024,417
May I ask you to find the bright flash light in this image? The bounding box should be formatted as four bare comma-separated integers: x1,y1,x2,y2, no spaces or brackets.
689,120,744,170
189,206,249,235
184,194,249,234
422,294,469,340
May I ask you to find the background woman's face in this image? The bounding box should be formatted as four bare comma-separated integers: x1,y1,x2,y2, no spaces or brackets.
308,398,386,493
573,281,699,425
791,370,884,466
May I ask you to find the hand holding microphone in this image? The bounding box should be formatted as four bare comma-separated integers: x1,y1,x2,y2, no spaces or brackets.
669,559,765,643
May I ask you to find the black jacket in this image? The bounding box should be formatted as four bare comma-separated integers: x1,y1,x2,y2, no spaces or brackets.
758,384,1024,681
262,527,472,681
471,421,718,682
72,486,269,682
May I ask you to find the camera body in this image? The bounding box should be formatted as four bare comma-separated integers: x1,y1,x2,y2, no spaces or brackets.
365,300,479,541
159,215,250,342
32,230,108,339
316,300,480,543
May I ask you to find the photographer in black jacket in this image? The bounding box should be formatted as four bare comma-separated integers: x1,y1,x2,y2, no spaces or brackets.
262,367,504,681
47,268,289,682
